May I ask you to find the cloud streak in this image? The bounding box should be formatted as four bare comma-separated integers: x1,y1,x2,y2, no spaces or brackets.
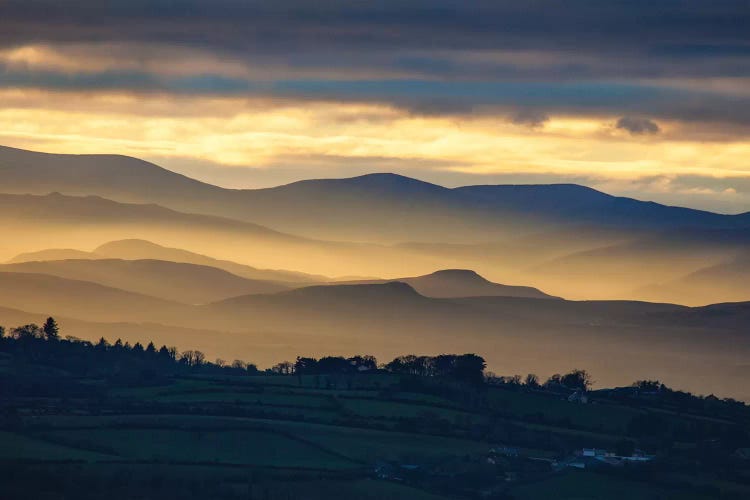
0,1,748,130
616,117,661,135
0,0,748,211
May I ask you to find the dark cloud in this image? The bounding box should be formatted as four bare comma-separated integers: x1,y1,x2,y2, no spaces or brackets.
1,1,748,78
510,109,550,128
0,1,749,126
616,117,661,135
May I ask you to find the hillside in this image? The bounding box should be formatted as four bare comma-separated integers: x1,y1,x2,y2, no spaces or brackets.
201,284,750,399
527,228,750,299
93,239,327,283
2,145,748,244
636,253,750,305
0,259,290,304
9,239,328,283
1,273,749,397
0,271,188,323
0,192,444,278
4,333,748,500
332,269,557,299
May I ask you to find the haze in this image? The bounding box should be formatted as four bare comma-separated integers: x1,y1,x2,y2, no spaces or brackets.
0,1,749,400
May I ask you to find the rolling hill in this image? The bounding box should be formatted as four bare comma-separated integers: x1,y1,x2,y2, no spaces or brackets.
93,239,328,283
331,269,557,299
0,271,188,323
0,192,447,278
2,145,749,244
0,259,290,304
2,145,748,303
1,272,749,397
9,239,328,283
635,253,750,305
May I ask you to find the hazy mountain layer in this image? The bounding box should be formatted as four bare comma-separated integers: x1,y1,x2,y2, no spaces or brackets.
9,239,327,283
0,259,290,304
0,192,449,278
0,271,188,323
1,145,748,304
636,253,750,305
2,272,746,398
330,269,557,299
2,145,748,244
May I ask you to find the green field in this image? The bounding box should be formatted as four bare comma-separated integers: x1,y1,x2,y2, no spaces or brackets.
4,358,749,499
511,470,718,500
0,431,114,461
36,428,358,469
488,387,642,433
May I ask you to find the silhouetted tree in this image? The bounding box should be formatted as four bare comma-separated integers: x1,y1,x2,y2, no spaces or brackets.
10,324,43,340
453,354,486,385
633,380,663,392
294,357,319,375
560,369,592,391
180,350,205,366
42,317,59,341
146,342,156,354
317,356,350,374
272,361,294,375
525,373,540,388
348,355,377,371
545,373,562,387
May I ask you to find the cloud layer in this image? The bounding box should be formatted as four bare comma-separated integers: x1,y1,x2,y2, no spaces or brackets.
0,1,749,211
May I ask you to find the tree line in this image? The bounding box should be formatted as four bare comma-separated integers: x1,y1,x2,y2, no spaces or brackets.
0,319,486,385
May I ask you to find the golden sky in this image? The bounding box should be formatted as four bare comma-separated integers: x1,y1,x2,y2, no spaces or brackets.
1,1,749,212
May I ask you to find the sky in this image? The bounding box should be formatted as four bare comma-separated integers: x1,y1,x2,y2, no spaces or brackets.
1,1,750,213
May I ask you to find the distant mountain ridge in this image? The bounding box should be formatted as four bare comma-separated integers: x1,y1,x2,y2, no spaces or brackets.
0,258,291,304
2,145,748,244
331,269,557,299
8,239,328,283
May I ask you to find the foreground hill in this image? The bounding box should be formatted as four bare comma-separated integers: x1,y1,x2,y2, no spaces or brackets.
5,331,747,500
2,145,748,244
0,259,290,304
332,269,557,299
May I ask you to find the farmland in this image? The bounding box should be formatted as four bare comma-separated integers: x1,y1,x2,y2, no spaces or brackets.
2,335,750,499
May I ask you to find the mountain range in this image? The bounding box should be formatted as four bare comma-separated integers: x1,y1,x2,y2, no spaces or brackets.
2,145,749,244
1,143,749,398
1,271,748,398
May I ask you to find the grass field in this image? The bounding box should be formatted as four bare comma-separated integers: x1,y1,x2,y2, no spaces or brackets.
0,431,114,461
5,366,749,499
487,387,642,433
37,428,359,469
511,470,717,500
